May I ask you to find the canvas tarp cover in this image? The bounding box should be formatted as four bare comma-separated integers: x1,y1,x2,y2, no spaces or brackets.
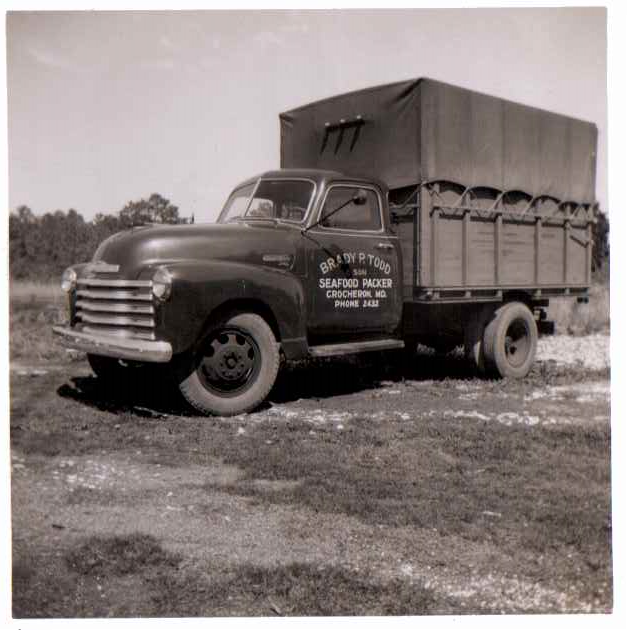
280,79,597,204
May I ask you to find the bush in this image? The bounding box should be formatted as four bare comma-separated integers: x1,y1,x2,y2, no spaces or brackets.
592,210,610,279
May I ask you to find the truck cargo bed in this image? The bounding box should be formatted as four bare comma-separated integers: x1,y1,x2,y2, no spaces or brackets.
393,181,594,302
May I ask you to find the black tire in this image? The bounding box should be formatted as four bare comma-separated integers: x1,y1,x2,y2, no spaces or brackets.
483,302,538,378
178,312,280,416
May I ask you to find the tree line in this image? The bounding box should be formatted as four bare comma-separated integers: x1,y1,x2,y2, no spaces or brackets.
9,193,192,281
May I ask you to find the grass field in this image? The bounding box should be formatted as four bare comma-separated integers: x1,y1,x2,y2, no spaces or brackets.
9,281,80,364
9,280,66,305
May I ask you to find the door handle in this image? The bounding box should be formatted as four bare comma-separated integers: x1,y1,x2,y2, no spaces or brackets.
375,242,395,251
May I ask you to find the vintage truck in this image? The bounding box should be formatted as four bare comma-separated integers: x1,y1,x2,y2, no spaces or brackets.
53,78,598,416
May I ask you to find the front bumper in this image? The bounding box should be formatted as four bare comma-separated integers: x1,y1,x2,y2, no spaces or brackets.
52,326,173,363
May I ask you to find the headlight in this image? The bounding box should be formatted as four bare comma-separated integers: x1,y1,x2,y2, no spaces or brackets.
61,267,77,293
152,266,173,301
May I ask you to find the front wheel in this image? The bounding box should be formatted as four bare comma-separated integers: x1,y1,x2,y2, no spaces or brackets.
483,302,538,378
178,312,280,416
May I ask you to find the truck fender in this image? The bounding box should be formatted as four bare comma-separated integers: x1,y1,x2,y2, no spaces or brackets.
155,260,308,359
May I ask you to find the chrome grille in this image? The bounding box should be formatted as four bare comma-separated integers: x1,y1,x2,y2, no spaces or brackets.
75,278,155,340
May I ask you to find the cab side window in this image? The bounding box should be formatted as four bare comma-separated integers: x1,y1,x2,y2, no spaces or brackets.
321,187,381,231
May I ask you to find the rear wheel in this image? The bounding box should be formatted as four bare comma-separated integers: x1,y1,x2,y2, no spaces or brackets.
178,312,280,416
483,302,537,378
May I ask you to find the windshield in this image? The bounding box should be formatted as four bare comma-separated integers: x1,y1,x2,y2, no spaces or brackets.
218,179,315,224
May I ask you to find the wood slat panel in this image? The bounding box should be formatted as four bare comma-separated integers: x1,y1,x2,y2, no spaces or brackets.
436,217,463,286
500,222,535,284
539,227,564,284
468,218,497,286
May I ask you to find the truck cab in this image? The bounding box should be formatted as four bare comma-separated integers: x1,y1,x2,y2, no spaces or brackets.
218,169,403,343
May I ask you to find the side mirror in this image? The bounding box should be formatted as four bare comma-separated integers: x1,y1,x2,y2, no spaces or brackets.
352,189,368,206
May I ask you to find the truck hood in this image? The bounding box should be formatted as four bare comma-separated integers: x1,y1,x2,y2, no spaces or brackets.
92,221,300,277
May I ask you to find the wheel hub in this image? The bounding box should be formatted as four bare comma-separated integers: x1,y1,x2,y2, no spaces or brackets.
216,347,249,380
197,328,260,394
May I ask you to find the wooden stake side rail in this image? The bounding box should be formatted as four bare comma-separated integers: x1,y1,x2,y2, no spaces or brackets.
391,181,598,302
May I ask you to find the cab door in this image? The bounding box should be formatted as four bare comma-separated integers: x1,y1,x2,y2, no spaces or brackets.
304,183,403,338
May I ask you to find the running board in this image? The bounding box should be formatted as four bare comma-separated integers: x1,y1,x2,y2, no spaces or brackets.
308,338,404,358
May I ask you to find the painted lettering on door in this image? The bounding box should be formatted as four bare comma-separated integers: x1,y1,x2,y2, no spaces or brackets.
317,251,393,309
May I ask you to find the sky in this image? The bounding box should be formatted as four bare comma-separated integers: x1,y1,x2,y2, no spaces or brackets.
7,8,607,223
